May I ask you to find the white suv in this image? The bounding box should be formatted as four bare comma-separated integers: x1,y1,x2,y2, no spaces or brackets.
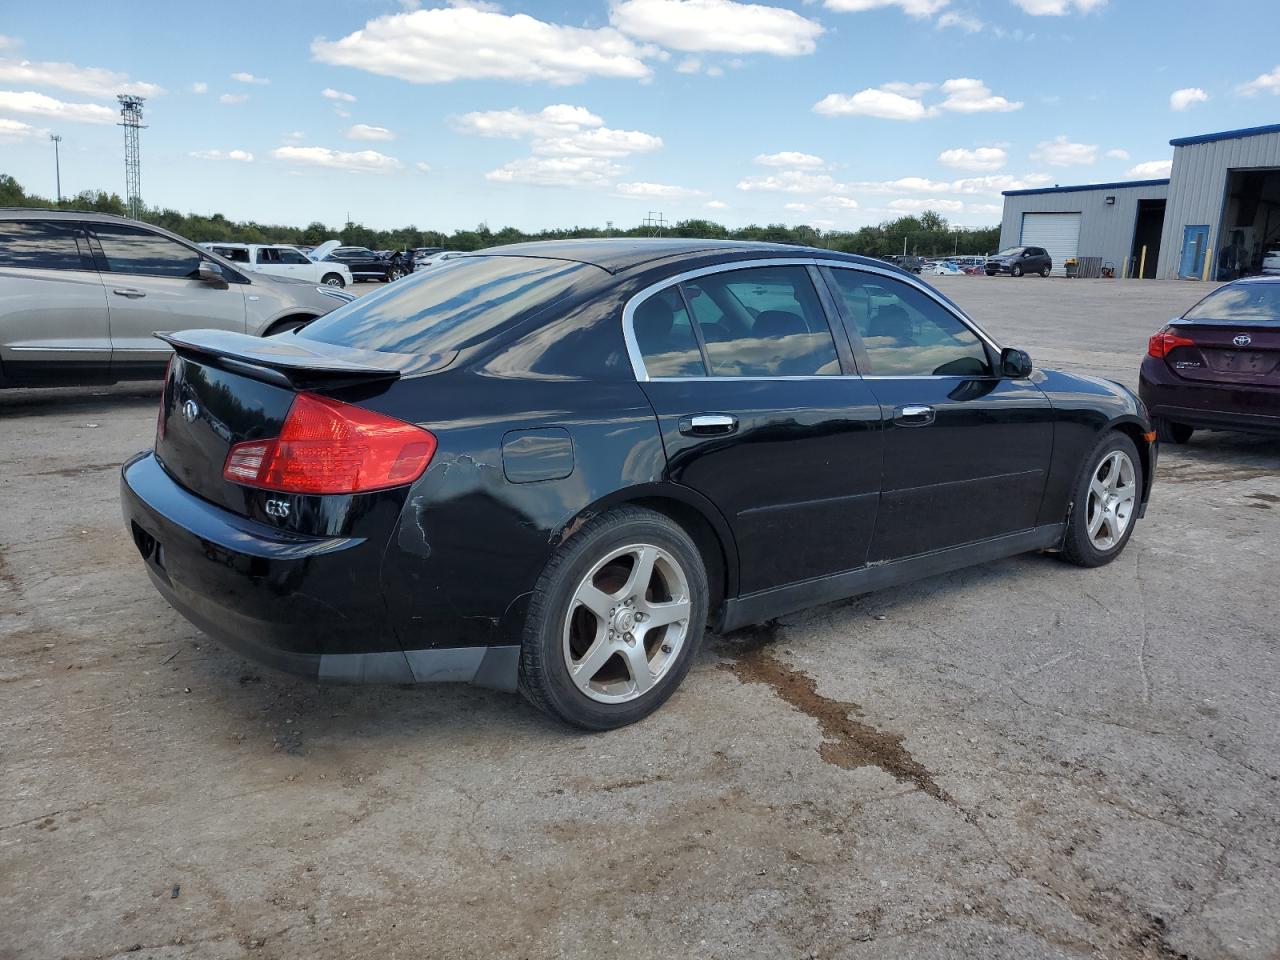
202,243,353,288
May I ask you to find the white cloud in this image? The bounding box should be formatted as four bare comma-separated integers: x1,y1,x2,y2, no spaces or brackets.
0,36,18,51
1170,87,1208,111
615,181,706,199
676,57,702,74
1030,135,1097,166
938,146,1007,171
821,195,860,209
936,11,984,31
191,81,208,94
415,161,431,173
219,93,249,105
1236,65,1280,97
815,77,1019,119
0,57,162,97
610,0,823,56
0,117,48,142
813,87,930,120
705,200,728,209
0,90,115,123
1105,148,1129,160
1127,159,1172,178
322,87,357,102
754,150,825,168
847,173,1052,195
231,72,270,85
706,65,725,77
1009,0,1104,13
271,146,404,173
737,169,848,193
823,0,950,16
346,123,396,141
190,149,254,162
533,127,662,157
454,104,603,138
889,197,966,213
936,77,1022,113
313,7,656,85
784,202,813,212
485,155,623,188
282,130,305,143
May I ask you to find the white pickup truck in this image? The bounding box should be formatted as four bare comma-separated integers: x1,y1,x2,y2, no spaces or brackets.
200,243,353,288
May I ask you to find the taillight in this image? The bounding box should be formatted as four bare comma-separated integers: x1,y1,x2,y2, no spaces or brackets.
223,392,436,495
1148,329,1195,358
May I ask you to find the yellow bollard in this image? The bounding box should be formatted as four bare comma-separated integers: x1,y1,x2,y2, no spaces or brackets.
1139,245,1147,280
1202,246,1213,282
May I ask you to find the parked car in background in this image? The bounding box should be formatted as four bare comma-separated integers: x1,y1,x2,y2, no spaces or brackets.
201,243,353,288
414,250,467,271
931,260,964,276
0,210,354,388
884,255,925,274
985,246,1052,277
1139,276,1280,442
315,245,396,283
121,239,1155,730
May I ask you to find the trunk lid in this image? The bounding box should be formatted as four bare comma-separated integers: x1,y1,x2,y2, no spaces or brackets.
154,329,449,516
1163,319,1280,388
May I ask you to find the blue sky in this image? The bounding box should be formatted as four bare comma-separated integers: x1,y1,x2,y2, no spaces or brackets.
1,0,1278,233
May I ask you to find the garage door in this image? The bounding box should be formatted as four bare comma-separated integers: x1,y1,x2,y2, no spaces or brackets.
1020,213,1081,276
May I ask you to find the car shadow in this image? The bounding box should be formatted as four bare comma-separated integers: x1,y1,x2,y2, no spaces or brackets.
0,382,161,416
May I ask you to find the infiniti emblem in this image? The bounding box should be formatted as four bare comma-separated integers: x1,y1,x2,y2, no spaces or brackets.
181,399,199,423
1233,334,1252,347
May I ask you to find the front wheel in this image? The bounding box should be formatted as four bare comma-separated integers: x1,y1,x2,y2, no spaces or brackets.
1059,432,1143,568
1039,266,1051,278
321,272,345,288
1154,417,1193,444
519,506,709,730
1011,264,1024,277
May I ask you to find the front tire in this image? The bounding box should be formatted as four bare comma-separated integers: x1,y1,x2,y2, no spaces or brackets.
519,506,709,730
1154,416,1193,444
1039,266,1051,278
1012,264,1024,277
321,272,345,288
1059,432,1143,568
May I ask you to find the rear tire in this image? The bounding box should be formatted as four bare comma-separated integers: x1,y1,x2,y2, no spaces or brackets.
1059,432,1143,568
519,506,708,731
1154,417,1193,444
1012,264,1024,277
321,273,345,288
264,317,312,336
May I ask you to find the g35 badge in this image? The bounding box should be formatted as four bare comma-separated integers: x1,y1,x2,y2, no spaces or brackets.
264,499,291,519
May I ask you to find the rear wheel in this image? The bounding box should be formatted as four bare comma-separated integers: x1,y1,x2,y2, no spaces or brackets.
264,316,312,336
321,272,345,288
1059,432,1142,568
1012,264,1024,277
1154,416,1193,444
519,506,708,730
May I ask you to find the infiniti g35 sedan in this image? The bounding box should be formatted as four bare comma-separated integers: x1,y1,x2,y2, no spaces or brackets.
122,240,1157,730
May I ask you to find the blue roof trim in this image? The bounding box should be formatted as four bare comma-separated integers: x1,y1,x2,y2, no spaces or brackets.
1170,123,1280,147
1002,178,1169,197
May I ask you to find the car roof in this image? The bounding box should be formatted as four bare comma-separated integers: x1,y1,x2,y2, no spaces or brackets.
0,207,130,222
466,238,885,275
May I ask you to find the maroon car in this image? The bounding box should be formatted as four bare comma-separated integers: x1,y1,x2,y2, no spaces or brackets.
1139,277,1280,443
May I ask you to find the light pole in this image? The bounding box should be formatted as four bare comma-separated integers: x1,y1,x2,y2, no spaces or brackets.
50,134,62,204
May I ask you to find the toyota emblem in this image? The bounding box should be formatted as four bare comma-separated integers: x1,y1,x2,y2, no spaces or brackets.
1233,334,1252,347
181,399,200,424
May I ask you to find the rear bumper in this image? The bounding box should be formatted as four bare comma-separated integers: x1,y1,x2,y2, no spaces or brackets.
120,452,518,688
1139,357,1280,435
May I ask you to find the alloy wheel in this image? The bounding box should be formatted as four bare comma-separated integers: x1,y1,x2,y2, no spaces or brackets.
1086,450,1137,551
562,543,692,704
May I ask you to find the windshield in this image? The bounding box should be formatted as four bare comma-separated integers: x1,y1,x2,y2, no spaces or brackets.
298,255,597,355
995,247,1025,257
1183,282,1280,323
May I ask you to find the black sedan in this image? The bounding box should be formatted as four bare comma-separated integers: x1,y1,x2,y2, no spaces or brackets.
318,245,398,282
122,240,1156,730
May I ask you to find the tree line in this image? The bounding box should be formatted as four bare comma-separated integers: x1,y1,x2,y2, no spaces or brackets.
1,173,1000,258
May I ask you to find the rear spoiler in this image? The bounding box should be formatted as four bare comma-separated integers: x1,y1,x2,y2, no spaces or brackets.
156,329,434,390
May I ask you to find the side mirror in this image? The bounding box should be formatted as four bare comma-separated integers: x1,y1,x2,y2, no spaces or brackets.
1000,347,1033,379
198,260,228,288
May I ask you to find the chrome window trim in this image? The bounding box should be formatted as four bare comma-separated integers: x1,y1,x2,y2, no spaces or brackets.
622,257,1002,382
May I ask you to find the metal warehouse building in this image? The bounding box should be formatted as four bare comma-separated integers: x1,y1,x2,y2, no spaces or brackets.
998,123,1280,281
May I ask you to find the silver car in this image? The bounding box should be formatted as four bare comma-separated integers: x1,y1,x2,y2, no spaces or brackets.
0,210,354,387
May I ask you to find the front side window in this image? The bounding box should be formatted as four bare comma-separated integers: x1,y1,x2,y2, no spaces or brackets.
278,248,310,265
827,270,991,377
633,287,705,377
255,248,280,264
0,220,90,271
92,224,202,279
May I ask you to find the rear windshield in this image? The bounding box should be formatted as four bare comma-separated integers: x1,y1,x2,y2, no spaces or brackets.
1183,283,1280,323
299,255,596,355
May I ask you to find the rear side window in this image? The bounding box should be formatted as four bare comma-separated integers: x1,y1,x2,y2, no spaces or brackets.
213,246,250,263
633,288,705,377
92,224,202,279
1183,283,1280,322
827,269,990,377
300,256,596,355
0,220,91,271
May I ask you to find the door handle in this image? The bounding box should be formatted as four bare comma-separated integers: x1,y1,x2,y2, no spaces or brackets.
112,288,146,299
893,404,936,426
679,413,738,437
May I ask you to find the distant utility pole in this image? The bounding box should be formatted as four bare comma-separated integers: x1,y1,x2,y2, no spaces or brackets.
605,220,614,237
117,95,146,219
642,211,668,237
49,134,62,204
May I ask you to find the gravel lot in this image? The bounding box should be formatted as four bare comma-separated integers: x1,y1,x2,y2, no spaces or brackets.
2,277,1278,960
